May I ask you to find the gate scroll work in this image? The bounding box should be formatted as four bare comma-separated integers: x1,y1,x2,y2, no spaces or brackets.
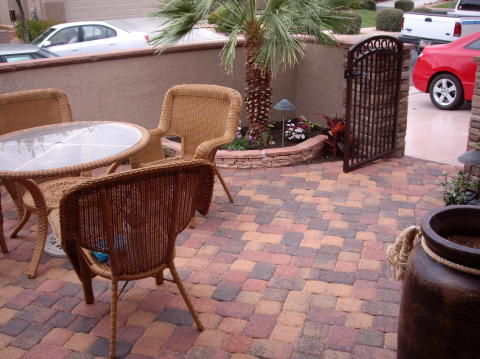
343,36,403,172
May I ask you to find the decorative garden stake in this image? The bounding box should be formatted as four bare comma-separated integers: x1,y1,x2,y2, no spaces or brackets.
274,99,295,147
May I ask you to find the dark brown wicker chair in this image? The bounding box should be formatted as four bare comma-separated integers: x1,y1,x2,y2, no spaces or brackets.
109,84,242,203
51,159,214,359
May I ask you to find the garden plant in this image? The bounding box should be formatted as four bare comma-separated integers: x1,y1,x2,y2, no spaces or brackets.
441,170,480,205
15,19,57,42
151,0,351,143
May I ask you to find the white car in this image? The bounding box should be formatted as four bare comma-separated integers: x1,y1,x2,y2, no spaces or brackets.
32,21,149,56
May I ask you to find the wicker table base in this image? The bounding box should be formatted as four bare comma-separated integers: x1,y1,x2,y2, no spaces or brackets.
44,233,66,257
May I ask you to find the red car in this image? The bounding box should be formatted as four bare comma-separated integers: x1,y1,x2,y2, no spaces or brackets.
413,31,480,110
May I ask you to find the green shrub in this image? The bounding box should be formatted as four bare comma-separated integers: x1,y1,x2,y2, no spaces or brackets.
15,19,56,42
324,0,353,10
207,4,235,33
335,12,362,34
412,6,433,12
394,0,414,11
376,8,404,31
360,0,376,10
351,0,362,9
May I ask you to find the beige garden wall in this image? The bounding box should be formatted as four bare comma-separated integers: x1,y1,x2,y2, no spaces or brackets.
0,40,345,130
295,42,346,125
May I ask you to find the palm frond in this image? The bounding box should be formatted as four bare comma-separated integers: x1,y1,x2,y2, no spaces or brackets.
150,0,216,49
256,0,305,72
220,26,243,72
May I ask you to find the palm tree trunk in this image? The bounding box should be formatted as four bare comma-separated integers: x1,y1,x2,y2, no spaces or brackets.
244,33,272,142
16,0,29,43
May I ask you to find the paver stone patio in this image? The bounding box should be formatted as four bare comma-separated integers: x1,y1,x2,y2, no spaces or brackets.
0,156,455,358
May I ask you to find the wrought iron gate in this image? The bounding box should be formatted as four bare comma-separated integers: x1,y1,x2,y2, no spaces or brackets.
343,36,403,172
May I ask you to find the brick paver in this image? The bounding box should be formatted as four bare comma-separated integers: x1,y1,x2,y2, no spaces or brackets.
0,157,452,358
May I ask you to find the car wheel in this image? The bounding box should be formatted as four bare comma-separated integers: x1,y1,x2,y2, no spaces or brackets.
429,74,464,110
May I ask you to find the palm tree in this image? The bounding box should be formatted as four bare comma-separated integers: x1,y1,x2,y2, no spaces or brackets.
15,0,29,42
151,0,349,141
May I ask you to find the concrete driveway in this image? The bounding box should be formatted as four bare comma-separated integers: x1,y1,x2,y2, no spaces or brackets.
405,88,470,167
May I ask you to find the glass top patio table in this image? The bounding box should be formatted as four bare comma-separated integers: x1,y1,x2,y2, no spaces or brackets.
0,121,150,178
0,121,150,276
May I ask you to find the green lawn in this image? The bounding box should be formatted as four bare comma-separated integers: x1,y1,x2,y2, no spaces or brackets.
352,9,376,28
431,1,456,8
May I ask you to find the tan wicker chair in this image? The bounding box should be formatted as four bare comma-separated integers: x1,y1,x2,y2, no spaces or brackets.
53,159,214,359
0,89,83,259
110,84,242,203
0,88,74,226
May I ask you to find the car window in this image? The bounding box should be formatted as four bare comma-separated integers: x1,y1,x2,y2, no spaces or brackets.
32,28,56,45
3,54,35,62
465,38,480,50
82,25,116,42
458,0,480,11
49,27,80,46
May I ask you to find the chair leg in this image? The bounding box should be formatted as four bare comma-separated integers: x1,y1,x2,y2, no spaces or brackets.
189,216,196,229
109,280,118,359
79,256,94,304
26,208,48,279
3,180,25,220
10,210,31,238
214,165,234,203
155,272,164,285
169,263,204,331
16,179,48,279
0,197,7,254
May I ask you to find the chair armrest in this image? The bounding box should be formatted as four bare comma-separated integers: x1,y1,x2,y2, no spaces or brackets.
106,162,122,174
108,129,168,173
194,134,235,161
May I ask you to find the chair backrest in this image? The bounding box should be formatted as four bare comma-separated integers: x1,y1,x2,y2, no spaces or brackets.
159,84,242,157
0,88,72,136
59,160,214,277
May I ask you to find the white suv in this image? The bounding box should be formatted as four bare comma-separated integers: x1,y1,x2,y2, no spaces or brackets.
32,21,149,56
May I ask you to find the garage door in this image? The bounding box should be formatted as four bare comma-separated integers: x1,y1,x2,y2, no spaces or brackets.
65,0,157,21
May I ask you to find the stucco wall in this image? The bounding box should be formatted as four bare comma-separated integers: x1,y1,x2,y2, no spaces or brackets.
0,39,381,132
295,42,346,126
0,42,304,129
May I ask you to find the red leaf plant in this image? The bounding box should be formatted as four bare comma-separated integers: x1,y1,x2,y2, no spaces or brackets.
316,113,346,157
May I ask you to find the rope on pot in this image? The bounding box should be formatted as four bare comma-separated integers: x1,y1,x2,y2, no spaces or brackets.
387,225,480,280
386,226,421,280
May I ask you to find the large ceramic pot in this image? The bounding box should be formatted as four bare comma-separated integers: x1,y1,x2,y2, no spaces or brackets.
397,205,480,359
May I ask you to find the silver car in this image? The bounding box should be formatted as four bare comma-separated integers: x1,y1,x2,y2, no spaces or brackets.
32,21,150,56
0,44,57,63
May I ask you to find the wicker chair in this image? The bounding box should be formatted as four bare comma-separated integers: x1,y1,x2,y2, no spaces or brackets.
0,88,74,225
109,84,242,203
52,159,214,359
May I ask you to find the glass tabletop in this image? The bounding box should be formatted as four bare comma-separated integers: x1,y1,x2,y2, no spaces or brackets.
0,121,149,178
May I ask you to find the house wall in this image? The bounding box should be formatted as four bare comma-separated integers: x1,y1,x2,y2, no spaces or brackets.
0,1,11,25
41,0,66,22
64,0,157,21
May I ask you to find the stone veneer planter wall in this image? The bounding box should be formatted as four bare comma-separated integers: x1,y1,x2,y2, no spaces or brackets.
468,57,480,181
163,135,327,168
